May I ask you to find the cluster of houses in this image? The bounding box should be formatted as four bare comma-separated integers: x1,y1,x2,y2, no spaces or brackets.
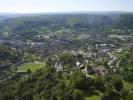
53,48,121,77
108,35,133,41
54,57,120,77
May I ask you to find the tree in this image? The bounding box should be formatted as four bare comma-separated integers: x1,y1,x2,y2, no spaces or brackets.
59,53,75,68
121,89,129,100
21,91,33,100
95,76,105,92
27,69,32,73
72,89,84,100
110,76,123,92
102,84,121,100
70,71,90,91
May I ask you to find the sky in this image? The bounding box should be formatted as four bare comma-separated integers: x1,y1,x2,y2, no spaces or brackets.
0,0,133,13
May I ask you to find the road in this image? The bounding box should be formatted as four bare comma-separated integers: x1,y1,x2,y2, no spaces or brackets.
107,52,119,68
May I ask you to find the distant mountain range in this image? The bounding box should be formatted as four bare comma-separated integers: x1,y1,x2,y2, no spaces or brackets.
0,11,133,16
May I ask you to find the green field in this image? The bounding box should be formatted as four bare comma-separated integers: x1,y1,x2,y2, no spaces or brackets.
18,62,46,73
85,95,101,100
123,80,133,90
84,90,102,100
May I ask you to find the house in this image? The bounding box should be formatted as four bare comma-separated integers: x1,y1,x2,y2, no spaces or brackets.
54,62,63,71
76,61,81,67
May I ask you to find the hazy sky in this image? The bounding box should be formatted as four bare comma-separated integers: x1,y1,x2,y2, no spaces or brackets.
0,0,133,13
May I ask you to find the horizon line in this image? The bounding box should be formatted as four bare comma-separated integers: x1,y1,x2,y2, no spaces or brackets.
0,11,133,14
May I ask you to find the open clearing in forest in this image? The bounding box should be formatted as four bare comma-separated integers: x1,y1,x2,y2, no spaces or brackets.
18,62,45,73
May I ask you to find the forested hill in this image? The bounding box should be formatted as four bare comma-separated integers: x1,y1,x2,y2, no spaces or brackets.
0,13,133,39
113,14,133,29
